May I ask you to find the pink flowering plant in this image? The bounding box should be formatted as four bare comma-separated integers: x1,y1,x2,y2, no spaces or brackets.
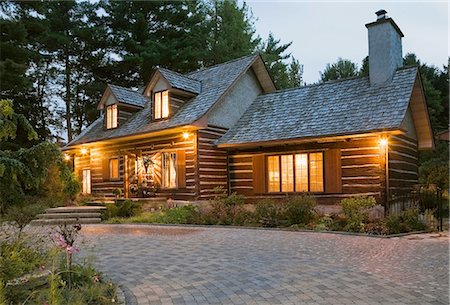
52,223,82,289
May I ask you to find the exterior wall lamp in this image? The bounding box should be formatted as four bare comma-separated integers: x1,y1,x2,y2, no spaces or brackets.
64,154,71,161
80,148,88,155
182,132,190,140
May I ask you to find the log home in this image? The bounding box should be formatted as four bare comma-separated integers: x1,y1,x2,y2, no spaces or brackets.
63,10,433,206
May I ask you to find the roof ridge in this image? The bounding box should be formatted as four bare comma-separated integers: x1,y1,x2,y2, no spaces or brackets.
187,53,258,76
158,67,201,82
108,83,142,93
260,66,418,97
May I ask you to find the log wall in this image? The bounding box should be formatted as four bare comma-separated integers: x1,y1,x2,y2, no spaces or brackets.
196,125,229,199
388,134,419,195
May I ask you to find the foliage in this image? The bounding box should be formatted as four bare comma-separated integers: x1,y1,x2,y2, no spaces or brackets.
103,199,142,220
0,238,48,282
259,33,303,89
4,203,45,236
341,196,376,232
320,58,359,82
254,199,283,227
0,140,80,212
384,208,427,234
0,99,37,142
285,195,317,226
419,140,449,190
313,215,333,231
205,187,247,225
108,205,201,224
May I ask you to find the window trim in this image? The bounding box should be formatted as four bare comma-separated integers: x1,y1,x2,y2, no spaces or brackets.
109,158,120,181
106,104,118,129
161,151,177,189
266,151,325,193
153,90,170,120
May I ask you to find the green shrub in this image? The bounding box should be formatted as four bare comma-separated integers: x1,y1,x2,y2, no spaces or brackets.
208,188,246,225
5,203,45,236
0,238,47,281
313,215,333,231
254,200,283,227
341,196,376,232
385,208,426,234
285,195,317,226
103,199,142,220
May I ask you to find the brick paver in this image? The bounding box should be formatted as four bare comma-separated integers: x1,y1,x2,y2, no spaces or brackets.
77,225,448,305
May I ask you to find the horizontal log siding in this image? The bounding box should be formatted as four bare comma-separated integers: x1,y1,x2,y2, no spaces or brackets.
388,134,419,194
229,136,385,204
72,133,197,200
197,125,229,199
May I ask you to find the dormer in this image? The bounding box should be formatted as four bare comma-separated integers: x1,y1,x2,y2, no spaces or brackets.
144,68,202,120
98,84,149,130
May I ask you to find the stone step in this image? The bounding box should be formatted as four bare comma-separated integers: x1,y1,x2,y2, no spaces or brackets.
45,206,106,214
30,218,102,226
37,212,102,219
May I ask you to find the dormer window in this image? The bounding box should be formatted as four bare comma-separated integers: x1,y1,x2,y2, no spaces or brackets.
154,90,169,119
106,104,118,129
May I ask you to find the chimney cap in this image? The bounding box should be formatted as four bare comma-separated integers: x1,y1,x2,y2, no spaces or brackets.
375,9,388,20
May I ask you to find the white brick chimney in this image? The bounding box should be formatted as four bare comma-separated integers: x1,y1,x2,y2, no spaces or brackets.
365,10,404,85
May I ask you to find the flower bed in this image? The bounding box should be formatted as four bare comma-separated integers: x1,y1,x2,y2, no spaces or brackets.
104,191,432,236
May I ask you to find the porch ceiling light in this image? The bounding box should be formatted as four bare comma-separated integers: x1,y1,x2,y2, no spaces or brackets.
379,138,388,147
80,148,88,155
182,132,190,140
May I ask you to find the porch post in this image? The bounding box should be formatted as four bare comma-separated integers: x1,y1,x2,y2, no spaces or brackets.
124,154,129,198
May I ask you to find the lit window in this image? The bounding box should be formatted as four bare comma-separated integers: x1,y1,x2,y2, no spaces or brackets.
162,152,177,188
106,104,118,129
82,169,91,194
267,156,280,192
309,152,324,192
267,152,324,193
109,158,119,179
154,91,169,119
295,154,308,192
281,155,294,192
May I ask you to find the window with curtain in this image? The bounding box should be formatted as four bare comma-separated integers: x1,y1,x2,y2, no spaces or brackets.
109,158,119,179
267,152,324,193
106,104,118,129
154,91,169,119
162,152,177,188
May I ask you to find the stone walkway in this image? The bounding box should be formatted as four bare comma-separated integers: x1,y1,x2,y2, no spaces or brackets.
76,225,449,305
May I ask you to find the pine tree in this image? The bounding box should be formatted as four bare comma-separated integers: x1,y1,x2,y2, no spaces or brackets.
320,58,358,82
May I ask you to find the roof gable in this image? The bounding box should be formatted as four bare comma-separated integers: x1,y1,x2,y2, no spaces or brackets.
217,67,421,147
98,84,149,110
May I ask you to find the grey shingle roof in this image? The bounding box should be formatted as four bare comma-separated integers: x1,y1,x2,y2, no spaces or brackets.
217,67,418,146
158,68,202,94
66,54,258,147
109,84,149,108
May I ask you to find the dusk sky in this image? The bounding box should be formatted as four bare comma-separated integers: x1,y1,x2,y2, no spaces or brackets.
244,1,448,84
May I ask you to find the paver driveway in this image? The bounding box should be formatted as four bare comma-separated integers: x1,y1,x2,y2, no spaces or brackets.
79,225,449,305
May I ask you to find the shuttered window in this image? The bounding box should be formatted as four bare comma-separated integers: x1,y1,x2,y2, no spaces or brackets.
266,152,324,193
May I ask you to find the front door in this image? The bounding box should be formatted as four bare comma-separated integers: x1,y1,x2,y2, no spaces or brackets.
82,169,91,194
